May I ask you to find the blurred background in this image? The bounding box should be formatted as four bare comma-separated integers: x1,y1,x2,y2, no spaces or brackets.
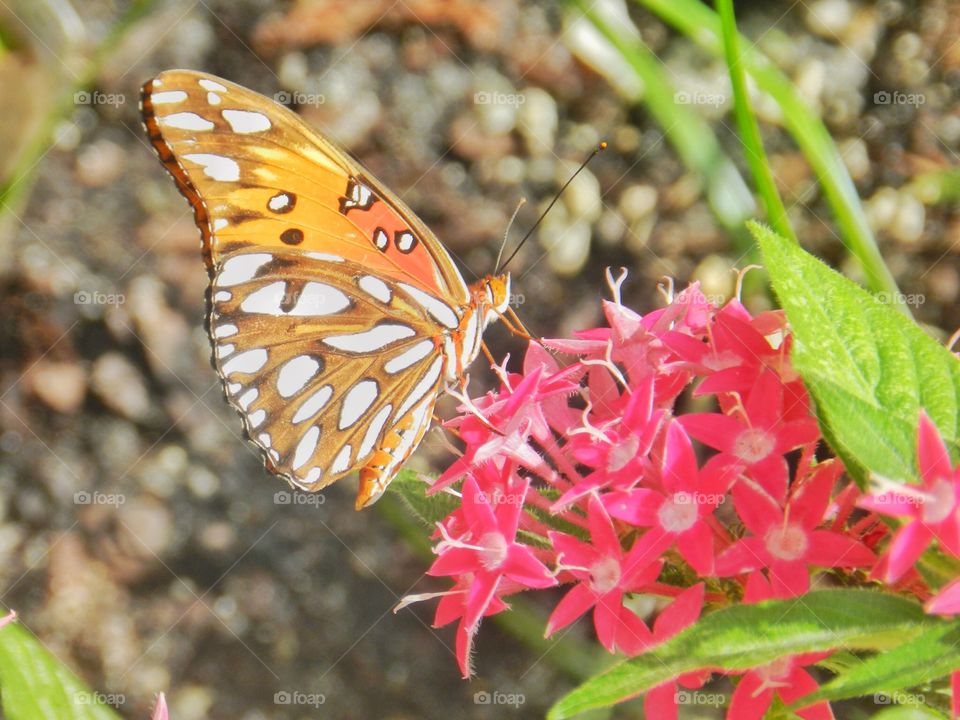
0,0,957,718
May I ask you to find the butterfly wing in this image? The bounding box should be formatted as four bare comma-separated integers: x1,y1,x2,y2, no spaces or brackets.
141,69,470,303
211,249,445,506
141,69,472,507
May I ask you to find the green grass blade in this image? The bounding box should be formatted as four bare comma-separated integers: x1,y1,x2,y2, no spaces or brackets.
634,0,904,307
567,0,756,251
715,0,796,243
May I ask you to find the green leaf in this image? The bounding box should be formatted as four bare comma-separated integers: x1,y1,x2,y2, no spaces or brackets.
752,221,960,485
548,590,933,719
387,468,460,527
0,619,123,720
873,709,948,720
793,621,960,710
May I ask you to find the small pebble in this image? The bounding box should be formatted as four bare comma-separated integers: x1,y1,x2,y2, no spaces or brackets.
805,0,854,39
76,139,126,187
517,87,558,155
27,361,87,414
90,353,151,422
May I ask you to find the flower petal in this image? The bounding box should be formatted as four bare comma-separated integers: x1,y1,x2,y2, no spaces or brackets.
546,583,598,637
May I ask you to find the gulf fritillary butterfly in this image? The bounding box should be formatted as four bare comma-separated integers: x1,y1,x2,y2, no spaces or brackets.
141,70,511,509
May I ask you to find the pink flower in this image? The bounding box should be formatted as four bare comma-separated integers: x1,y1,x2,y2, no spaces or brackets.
716,460,874,597
927,577,960,616
642,584,708,720
546,495,663,655
680,370,819,500
553,375,666,509
859,412,960,583
428,474,555,676
728,653,835,720
604,421,741,574
152,693,168,720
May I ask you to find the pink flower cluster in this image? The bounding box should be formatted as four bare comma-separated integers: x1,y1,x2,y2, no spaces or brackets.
405,271,959,719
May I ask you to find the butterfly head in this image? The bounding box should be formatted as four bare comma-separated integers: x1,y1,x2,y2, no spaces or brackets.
480,273,511,324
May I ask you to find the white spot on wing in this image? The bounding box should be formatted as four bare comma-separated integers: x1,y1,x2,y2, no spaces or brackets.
293,426,321,470
277,355,320,398
217,253,272,286
207,92,222,105
240,281,287,315
198,78,227,92
214,323,238,338
358,404,393,459
222,109,272,134
237,388,258,410
292,385,333,424
151,91,188,104
396,231,416,252
462,311,480,364
160,112,215,131
213,218,228,231
221,348,268,375
304,252,344,263
288,282,351,316
384,339,435,374
396,356,443,419
323,324,415,353
398,283,459,329
268,193,291,211
216,343,235,359
304,467,322,484
258,432,271,447
331,444,353,474
358,276,391,304
247,408,267,428
183,153,240,181
214,290,232,303
339,379,379,429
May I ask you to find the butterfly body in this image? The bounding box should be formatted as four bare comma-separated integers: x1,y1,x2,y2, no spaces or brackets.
141,70,509,508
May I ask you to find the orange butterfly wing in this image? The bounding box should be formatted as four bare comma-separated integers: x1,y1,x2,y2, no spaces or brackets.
141,69,470,303
141,69,480,508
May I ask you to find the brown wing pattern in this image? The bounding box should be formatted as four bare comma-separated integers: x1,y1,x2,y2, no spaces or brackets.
210,250,446,500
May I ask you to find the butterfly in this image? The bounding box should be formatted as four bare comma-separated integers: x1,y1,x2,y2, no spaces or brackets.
141,70,511,509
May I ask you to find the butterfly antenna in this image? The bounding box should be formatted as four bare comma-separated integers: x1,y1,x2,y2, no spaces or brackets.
495,141,607,275
494,197,527,273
